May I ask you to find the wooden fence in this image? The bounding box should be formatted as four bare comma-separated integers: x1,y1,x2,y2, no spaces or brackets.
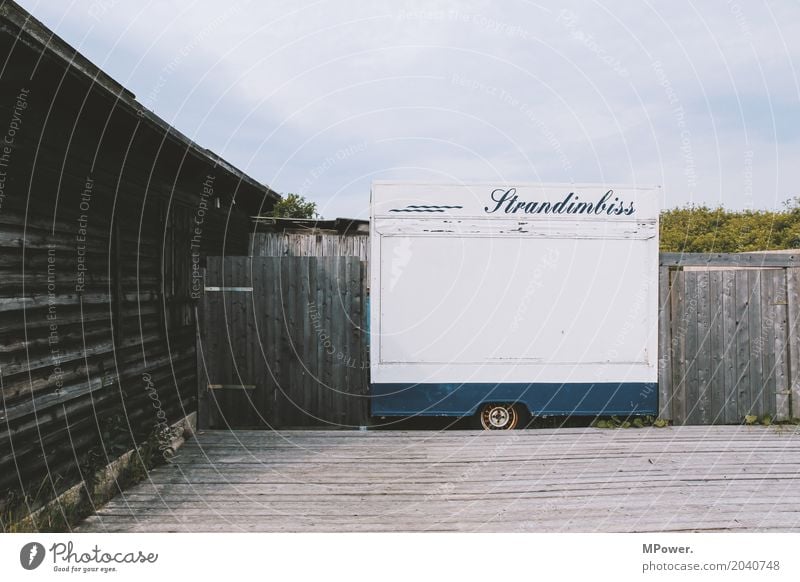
199,253,800,428
659,253,800,425
197,256,369,429
251,232,369,262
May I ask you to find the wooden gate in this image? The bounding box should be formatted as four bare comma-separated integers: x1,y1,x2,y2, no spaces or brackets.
196,256,369,429
659,256,800,425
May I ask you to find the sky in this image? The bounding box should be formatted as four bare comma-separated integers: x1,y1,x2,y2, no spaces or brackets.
16,0,800,219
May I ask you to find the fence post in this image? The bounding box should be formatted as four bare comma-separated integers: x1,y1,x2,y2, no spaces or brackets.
658,266,673,421
788,268,800,420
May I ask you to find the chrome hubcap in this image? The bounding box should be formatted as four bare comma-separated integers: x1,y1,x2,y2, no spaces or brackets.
488,406,510,428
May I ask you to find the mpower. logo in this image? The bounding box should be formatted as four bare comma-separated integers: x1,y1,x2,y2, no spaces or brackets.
20,542,46,570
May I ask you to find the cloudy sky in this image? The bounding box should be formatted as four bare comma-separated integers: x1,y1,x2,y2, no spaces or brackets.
18,0,800,219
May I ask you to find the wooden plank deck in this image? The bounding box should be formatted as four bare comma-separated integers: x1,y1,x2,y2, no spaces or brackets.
77,426,800,533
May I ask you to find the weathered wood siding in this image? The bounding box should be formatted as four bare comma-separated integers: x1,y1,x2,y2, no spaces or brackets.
251,232,369,263
201,254,800,428
198,256,369,429
0,2,275,528
660,262,797,424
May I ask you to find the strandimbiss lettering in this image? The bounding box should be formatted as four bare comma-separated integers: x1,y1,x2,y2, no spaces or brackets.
485,187,635,216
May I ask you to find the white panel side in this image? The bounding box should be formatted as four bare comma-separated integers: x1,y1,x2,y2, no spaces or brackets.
369,182,660,385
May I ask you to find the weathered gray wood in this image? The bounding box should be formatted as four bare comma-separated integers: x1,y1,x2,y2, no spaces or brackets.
684,271,699,424
269,256,281,427
773,270,790,420
201,257,800,429
251,232,369,263
721,271,739,423
200,256,369,429
663,266,797,425
76,427,800,533
660,252,800,268
695,271,711,424
749,270,765,418
788,269,800,420
670,270,687,424
734,270,751,420
281,255,296,425
760,270,776,419
708,271,724,423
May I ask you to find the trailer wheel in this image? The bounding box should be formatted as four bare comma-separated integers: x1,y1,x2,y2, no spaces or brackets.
478,403,520,430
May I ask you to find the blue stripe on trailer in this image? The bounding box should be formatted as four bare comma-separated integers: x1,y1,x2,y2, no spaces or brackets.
370,382,657,417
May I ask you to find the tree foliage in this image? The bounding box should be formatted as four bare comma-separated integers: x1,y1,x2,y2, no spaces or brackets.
660,198,800,252
271,193,318,219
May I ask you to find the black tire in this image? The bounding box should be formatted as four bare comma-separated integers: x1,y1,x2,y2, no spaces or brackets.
478,403,520,430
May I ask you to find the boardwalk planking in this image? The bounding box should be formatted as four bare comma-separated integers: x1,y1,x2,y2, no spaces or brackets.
77,426,800,533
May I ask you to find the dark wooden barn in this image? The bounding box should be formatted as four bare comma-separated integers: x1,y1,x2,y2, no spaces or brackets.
0,2,278,529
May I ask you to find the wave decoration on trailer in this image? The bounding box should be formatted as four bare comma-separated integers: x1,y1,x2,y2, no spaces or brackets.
388,205,464,212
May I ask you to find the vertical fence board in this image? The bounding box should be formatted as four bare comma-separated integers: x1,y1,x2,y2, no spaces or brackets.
760,270,776,419
200,256,798,428
241,257,257,427
670,270,687,424
749,270,765,418
196,268,209,430
695,271,712,425
684,271,699,424
207,257,225,428
198,256,369,429
269,257,281,427
658,266,673,420
324,258,337,423
663,265,795,426
708,271,725,424
721,271,739,423
734,270,751,421
314,257,328,424
298,258,311,423
277,256,292,426
788,268,800,420
773,269,790,420
250,258,266,427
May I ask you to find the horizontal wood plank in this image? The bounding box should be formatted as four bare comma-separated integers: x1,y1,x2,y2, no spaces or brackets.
77,427,800,533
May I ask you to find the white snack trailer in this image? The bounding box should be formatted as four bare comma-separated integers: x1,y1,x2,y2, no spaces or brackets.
369,182,660,429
